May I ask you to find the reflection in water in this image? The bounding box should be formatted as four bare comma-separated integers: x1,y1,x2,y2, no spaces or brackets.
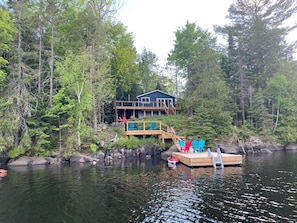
0,151,297,222
142,165,244,222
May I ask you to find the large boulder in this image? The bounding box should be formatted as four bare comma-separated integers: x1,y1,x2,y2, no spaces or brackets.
8,157,51,166
218,144,241,154
70,153,99,163
285,142,297,150
161,145,178,160
8,157,33,166
243,136,284,153
32,157,49,165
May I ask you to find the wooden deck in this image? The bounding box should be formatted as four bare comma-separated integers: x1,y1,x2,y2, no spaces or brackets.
172,151,243,168
114,100,181,110
124,121,185,144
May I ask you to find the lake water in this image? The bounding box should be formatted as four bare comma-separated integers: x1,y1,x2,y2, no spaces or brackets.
0,151,297,223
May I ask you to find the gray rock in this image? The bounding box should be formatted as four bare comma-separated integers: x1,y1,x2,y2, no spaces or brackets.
260,148,273,154
8,157,33,166
31,157,49,165
285,142,297,150
218,144,241,154
96,151,105,159
70,153,99,163
161,145,178,160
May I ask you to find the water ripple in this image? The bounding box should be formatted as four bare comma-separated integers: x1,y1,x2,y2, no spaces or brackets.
1,153,297,223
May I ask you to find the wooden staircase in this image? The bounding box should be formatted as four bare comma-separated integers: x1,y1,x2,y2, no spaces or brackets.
163,102,177,115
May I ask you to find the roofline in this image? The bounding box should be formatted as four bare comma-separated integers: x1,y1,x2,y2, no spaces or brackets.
136,90,175,98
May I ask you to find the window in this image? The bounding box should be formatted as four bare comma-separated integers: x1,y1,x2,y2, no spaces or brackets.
141,97,150,103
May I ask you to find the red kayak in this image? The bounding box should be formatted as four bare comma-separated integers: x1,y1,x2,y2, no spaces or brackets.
0,169,7,177
167,157,179,165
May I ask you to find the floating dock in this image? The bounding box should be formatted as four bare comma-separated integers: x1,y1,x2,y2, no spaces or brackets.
172,151,243,168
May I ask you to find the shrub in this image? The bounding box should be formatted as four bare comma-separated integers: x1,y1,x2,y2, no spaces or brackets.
33,147,50,157
8,147,26,159
117,136,140,149
90,143,97,153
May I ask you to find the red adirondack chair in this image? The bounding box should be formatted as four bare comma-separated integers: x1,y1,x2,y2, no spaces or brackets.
184,141,192,153
119,117,127,123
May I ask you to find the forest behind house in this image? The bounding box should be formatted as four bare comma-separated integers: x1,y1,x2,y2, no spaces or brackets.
1,0,297,158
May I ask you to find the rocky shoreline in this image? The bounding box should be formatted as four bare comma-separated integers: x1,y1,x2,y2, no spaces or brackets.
2,138,297,167
1,145,164,167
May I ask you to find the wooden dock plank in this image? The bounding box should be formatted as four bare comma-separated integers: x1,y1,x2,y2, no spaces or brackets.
172,152,242,167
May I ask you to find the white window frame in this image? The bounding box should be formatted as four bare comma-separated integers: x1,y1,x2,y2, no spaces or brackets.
141,97,150,103
157,98,173,107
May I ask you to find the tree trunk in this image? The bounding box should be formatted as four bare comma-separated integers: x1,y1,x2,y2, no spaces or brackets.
237,45,246,125
38,35,42,94
49,25,54,107
273,102,280,132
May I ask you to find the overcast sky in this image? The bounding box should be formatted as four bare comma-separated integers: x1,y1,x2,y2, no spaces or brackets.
116,0,236,65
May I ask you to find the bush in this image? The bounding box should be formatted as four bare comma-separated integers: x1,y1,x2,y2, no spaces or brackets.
8,147,26,159
90,143,97,153
117,136,140,149
139,137,158,146
33,147,50,157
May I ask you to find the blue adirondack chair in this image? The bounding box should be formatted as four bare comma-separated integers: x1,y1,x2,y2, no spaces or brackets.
149,122,157,130
128,122,137,130
192,140,199,153
198,139,205,152
178,140,185,152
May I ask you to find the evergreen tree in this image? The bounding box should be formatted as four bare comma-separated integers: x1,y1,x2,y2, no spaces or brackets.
169,22,232,135
217,0,297,127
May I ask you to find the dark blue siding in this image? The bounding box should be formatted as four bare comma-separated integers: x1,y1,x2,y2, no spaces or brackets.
136,90,175,107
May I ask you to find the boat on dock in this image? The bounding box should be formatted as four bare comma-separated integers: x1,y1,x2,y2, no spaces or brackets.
172,148,242,168
167,157,179,165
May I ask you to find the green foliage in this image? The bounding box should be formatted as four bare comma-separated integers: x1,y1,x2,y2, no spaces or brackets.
33,147,50,157
138,137,158,147
18,132,32,150
2,0,297,155
90,143,97,153
117,136,140,149
236,124,256,141
64,149,75,159
248,88,271,133
0,8,17,88
8,147,26,159
138,48,160,92
109,22,140,99
27,117,51,152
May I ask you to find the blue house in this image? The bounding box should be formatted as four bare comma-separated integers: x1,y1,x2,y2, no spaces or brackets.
114,90,180,120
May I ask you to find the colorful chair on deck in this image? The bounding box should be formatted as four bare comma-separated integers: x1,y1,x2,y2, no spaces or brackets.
128,122,137,130
149,122,157,130
178,140,185,152
198,139,205,152
192,140,199,153
184,141,192,153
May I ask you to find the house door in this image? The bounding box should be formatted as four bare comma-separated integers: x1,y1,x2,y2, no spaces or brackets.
157,98,173,107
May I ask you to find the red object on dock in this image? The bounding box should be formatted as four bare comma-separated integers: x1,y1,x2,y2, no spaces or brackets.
167,157,179,165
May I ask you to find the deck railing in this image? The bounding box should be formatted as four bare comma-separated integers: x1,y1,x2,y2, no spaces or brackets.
125,120,169,132
114,100,181,110
124,120,184,148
